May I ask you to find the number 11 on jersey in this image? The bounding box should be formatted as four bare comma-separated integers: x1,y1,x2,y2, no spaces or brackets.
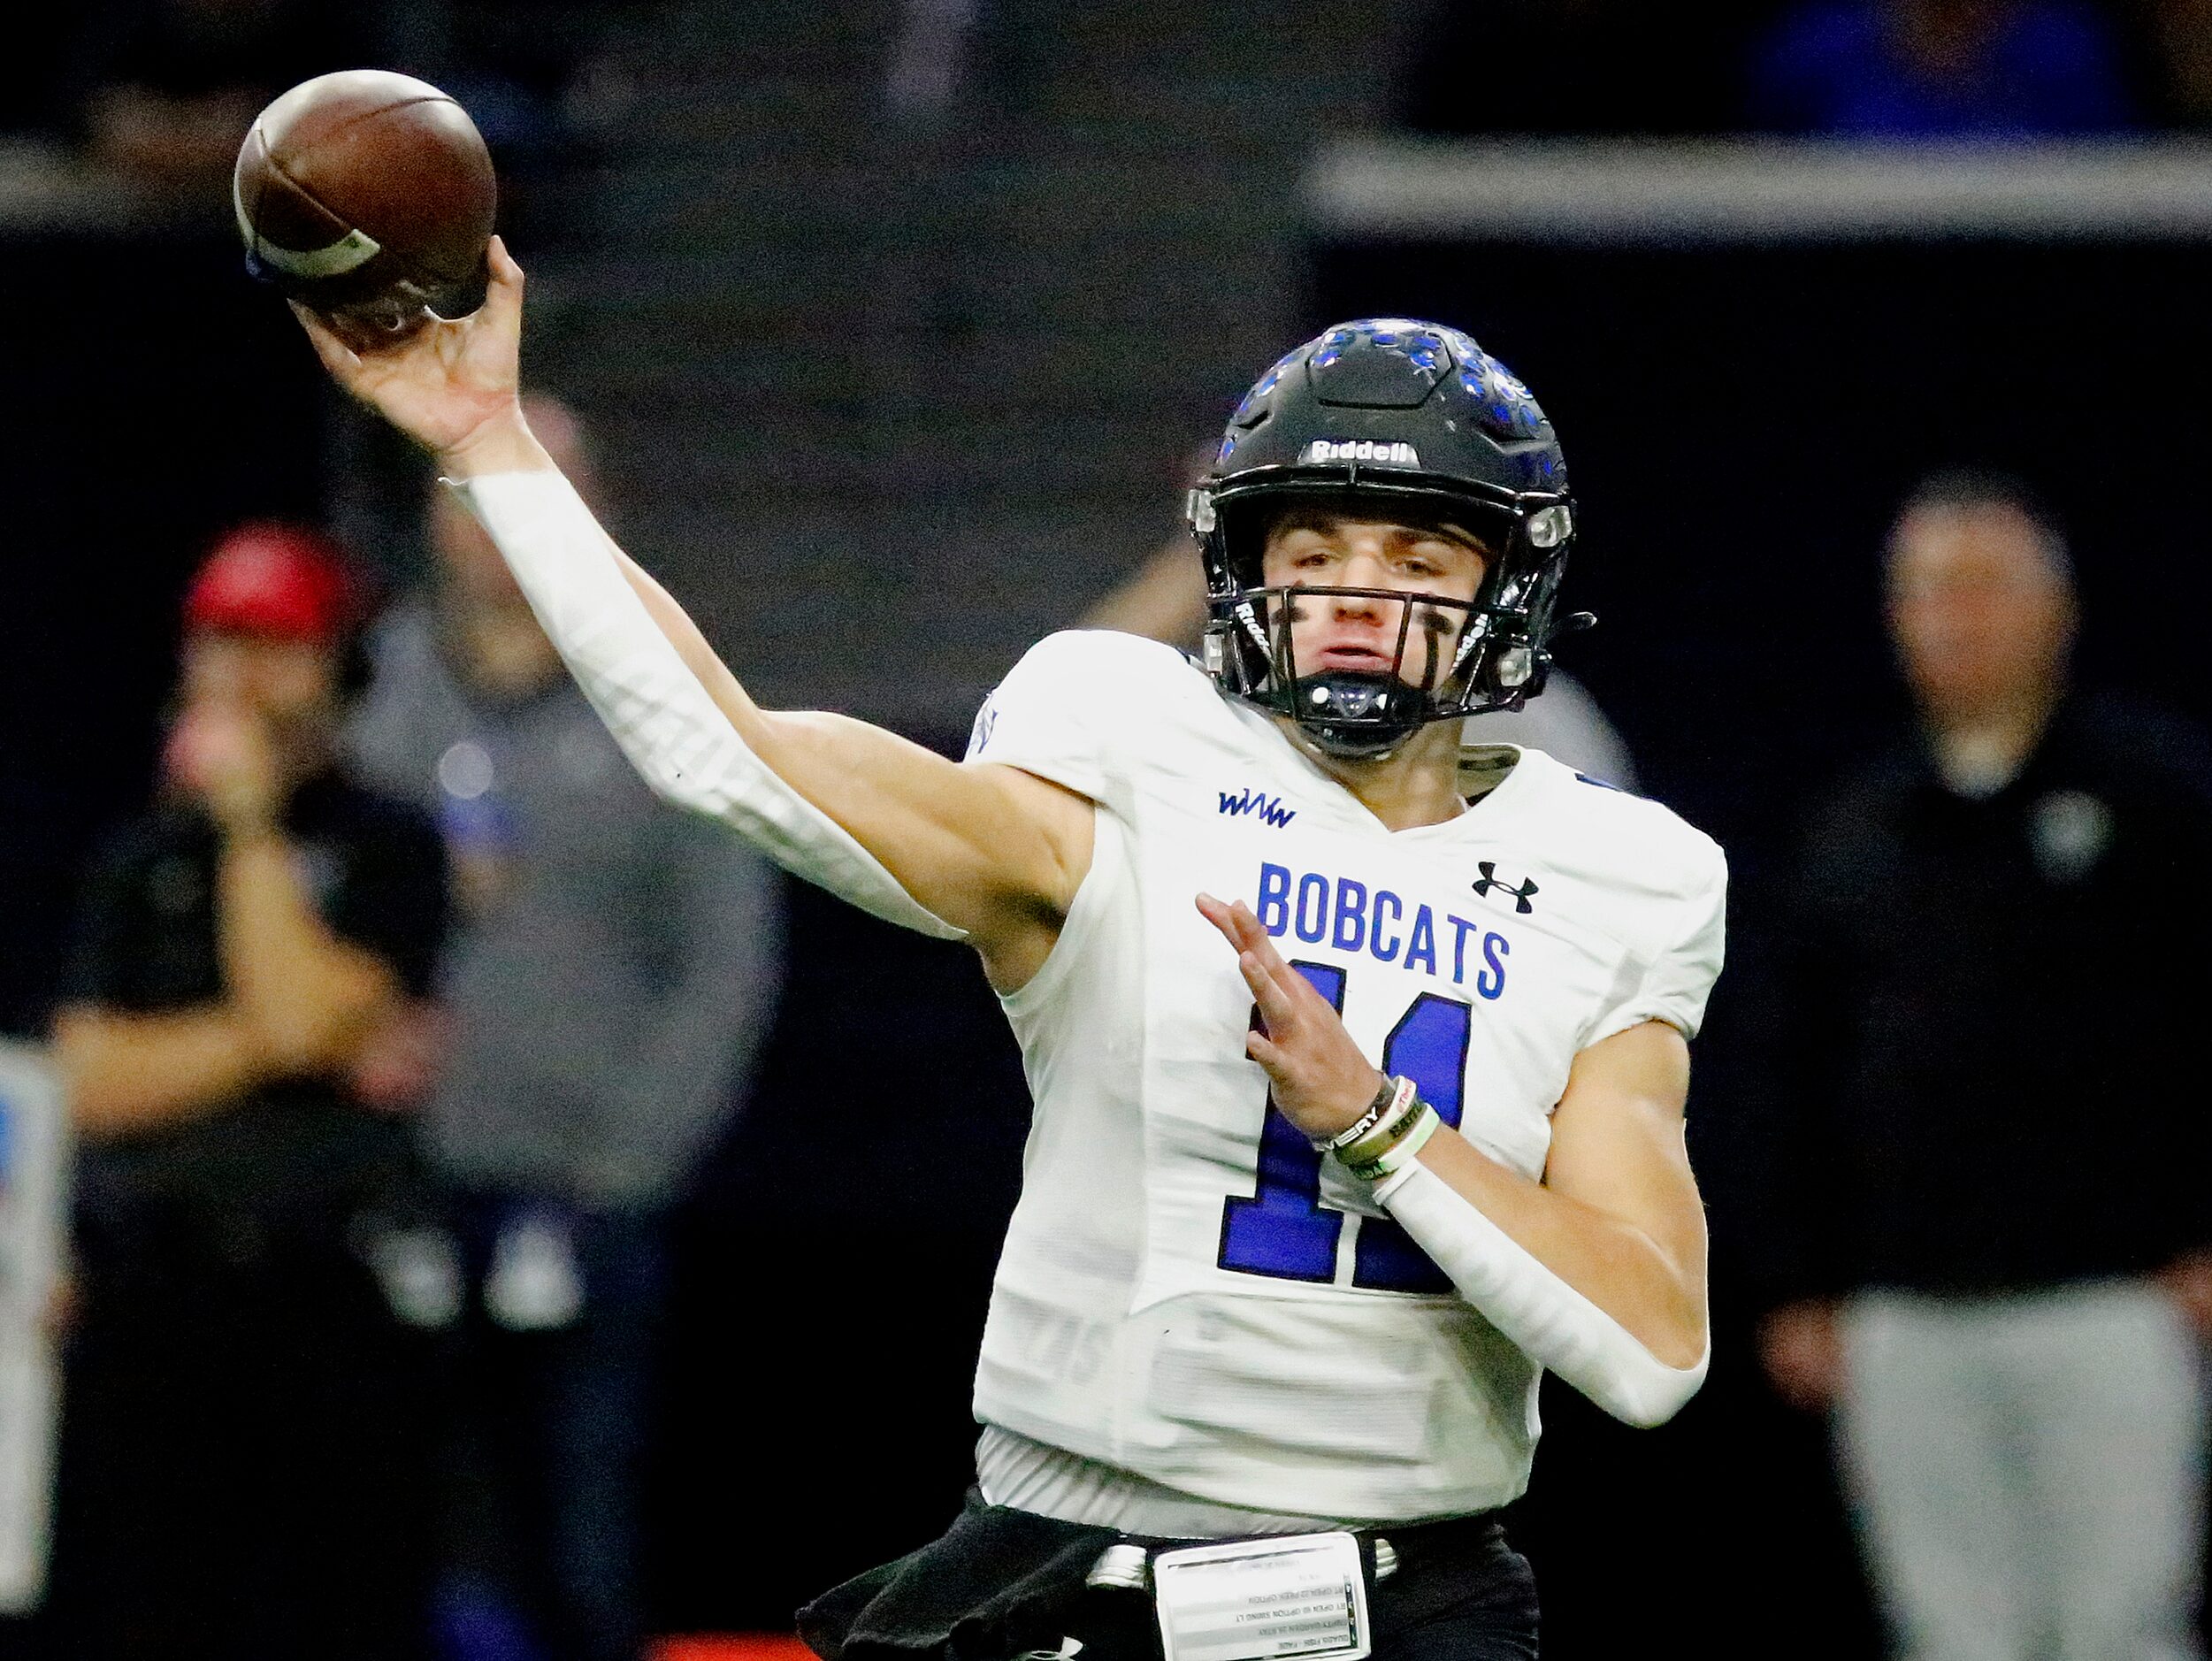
1217,961,1471,1294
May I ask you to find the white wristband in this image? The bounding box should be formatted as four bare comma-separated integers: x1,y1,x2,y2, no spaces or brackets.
447,470,966,941
1374,1160,1707,1428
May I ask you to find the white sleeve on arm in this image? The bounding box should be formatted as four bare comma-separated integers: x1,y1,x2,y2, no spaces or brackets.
1374,1160,1708,1428
448,470,965,940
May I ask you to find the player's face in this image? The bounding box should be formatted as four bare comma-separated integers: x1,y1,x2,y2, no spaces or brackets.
180,631,339,737
1259,511,1490,691
1887,502,2074,720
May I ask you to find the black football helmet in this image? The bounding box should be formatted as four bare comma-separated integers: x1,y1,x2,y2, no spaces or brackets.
1190,318,1579,760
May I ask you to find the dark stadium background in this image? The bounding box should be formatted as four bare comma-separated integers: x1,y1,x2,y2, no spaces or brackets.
7,4,2212,1656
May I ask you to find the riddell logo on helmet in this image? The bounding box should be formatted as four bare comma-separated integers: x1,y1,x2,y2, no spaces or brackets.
1301,440,1420,467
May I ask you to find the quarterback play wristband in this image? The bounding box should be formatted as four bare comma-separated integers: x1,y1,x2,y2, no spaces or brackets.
1329,1077,1427,1167
1315,1075,1416,1155
447,470,966,941
1343,1103,1439,1181
1374,1160,1708,1428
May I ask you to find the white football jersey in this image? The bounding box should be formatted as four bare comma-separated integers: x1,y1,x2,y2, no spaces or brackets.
963,631,1726,1524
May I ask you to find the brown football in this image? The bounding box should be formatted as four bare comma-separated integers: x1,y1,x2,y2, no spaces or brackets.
233,69,496,345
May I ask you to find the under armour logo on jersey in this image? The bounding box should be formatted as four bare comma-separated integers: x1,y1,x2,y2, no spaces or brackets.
1472,861,1538,914
1219,786,1296,828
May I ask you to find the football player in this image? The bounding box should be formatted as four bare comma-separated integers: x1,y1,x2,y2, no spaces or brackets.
296,242,1725,1661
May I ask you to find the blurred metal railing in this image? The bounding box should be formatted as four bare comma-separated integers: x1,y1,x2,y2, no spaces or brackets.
1309,137,2212,243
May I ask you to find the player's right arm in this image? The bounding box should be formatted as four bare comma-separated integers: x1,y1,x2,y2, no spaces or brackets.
293,241,1091,988
604,532,1092,977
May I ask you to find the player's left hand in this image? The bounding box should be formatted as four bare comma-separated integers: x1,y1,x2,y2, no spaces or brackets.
167,703,282,837
1197,892,1385,1140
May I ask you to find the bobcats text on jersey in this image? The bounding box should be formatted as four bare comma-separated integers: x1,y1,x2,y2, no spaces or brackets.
1254,861,1510,998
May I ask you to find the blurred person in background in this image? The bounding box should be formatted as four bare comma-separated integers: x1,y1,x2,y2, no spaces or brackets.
61,0,399,196
45,523,449,1661
2138,0,2212,126
56,0,586,227
348,392,783,1661
1750,473,2212,1660
1747,0,2136,134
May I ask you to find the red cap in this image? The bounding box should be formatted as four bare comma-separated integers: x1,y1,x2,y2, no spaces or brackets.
182,522,356,646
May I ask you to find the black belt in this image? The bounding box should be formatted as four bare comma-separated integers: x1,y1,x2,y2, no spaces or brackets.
797,1493,1511,1661
1085,1508,1504,1591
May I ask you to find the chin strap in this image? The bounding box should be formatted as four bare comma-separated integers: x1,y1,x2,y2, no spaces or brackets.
446,470,967,941
1374,1160,1709,1428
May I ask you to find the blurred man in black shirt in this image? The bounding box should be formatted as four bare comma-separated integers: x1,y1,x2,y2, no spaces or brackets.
45,523,449,1661
1752,474,2212,1661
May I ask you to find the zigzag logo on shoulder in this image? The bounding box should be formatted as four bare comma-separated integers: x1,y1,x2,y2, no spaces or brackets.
1219,786,1297,828
1299,440,1421,467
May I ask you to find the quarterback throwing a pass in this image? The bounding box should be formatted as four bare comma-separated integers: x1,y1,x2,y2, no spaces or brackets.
298,242,1725,1661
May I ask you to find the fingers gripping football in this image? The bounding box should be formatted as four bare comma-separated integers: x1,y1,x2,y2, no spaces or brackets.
1196,893,1387,1141
293,234,527,463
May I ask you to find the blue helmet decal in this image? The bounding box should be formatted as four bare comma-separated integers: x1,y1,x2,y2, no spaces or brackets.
1209,315,1565,493
1440,342,1542,442
1310,326,1359,370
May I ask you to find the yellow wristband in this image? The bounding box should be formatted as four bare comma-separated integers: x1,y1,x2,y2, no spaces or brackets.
1332,1078,1426,1164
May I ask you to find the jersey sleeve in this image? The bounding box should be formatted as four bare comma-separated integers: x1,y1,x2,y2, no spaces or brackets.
965,631,1176,812
1583,842,1727,1047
